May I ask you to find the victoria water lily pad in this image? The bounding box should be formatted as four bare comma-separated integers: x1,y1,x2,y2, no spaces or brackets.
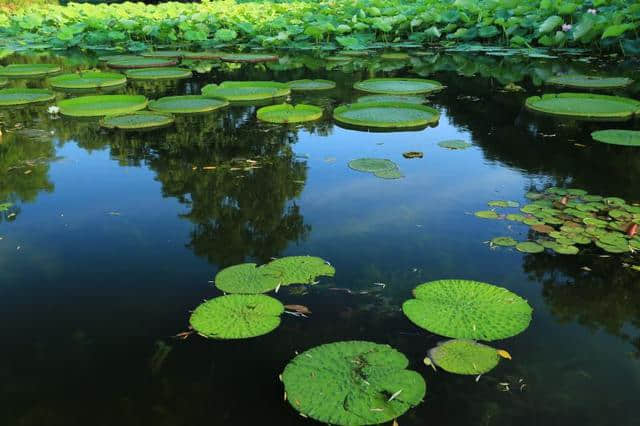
98,54,140,62
286,79,336,91
546,75,633,90
148,96,228,114
402,280,532,341
57,95,147,117
357,94,426,104
348,158,403,179
189,294,283,339
99,111,174,130
215,263,281,294
0,64,61,77
282,341,426,425
256,103,323,124
125,67,192,80
141,50,186,58
515,241,545,253
491,237,517,246
475,210,500,219
524,93,640,121
48,72,126,89
428,340,501,375
0,88,55,106
220,53,278,63
333,102,439,129
354,78,443,95
202,81,290,102
488,200,519,208
438,140,472,150
107,57,178,69
591,130,640,147
262,256,335,286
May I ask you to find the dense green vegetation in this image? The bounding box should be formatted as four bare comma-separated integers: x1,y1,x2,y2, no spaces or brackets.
0,0,639,54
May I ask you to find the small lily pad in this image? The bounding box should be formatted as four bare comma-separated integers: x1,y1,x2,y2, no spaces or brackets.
428,340,501,375
286,79,336,91
202,81,290,102
515,241,545,253
591,130,640,147
107,57,178,69
551,245,580,255
48,72,127,90
546,75,633,90
220,53,278,63
0,88,55,106
0,64,61,78
438,140,472,150
354,78,443,95
402,151,423,159
525,93,640,121
99,111,174,130
256,103,323,124
348,158,403,179
475,210,500,219
488,200,520,208
506,214,526,222
125,67,193,80
333,102,439,129
357,94,426,104
531,224,555,234
491,237,517,246
57,94,147,117
148,95,228,114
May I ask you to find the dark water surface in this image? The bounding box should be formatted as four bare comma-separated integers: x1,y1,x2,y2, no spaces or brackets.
1,50,639,426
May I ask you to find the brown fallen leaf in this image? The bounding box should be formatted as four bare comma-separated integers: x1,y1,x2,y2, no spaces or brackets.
284,304,312,315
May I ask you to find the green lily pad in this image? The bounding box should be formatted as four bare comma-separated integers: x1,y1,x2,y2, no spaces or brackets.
428,340,501,375
189,294,283,339
215,263,281,294
582,195,604,202
506,214,526,222
604,197,626,206
524,93,640,121
286,79,336,91
0,88,55,106
141,50,186,58
201,81,290,102
99,111,174,131
525,192,544,200
373,168,404,179
48,72,126,90
591,130,640,147
475,210,500,219
488,200,520,208
256,103,323,124
402,280,532,341
491,237,517,247
282,341,426,426
57,94,147,117
182,51,225,60
107,57,178,69
551,245,579,255
98,54,140,62
515,242,545,253
583,217,608,228
595,240,630,253
0,78,7,87
438,140,472,150
348,158,403,179
0,64,61,78
148,95,228,114
354,78,444,95
380,52,410,60
333,102,439,129
546,75,633,89
262,256,335,286
220,53,278,63
326,55,352,62
125,67,192,80
357,94,426,104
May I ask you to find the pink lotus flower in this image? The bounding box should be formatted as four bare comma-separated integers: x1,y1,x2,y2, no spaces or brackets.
562,24,572,32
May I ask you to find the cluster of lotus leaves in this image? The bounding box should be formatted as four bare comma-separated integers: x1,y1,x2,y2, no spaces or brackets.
257,103,323,124
202,81,290,101
189,294,284,339
0,64,61,77
57,94,147,117
215,256,335,294
99,111,174,130
107,57,178,69
428,340,501,375
282,341,426,425
348,158,403,179
524,93,640,121
333,102,439,129
402,280,533,341
48,72,126,89
545,75,633,90
591,130,640,147
353,78,443,95
125,67,193,80
286,79,336,91
148,95,228,114
0,88,55,106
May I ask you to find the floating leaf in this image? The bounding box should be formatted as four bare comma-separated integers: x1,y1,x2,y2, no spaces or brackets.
428,340,500,375
202,81,290,102
496,349,512,360
256,103,323,124
99,111,174,130
57,94,147,117
141,50,187,58
516,241,544,253
215,263,281,294
262,256,335,286
107,57,178,69
148,95,228,114
0,64,61,77
591,130,640,147
475,210,499,219
125,67,192,80
0,88,55,106
438,140,472,150
220,53,278,63
357,94,426,104
402,151,423,159
546,75,633,90
491,237,517,247
48,72,126,90
380,52,409,60
333,102,439,129
488,200,519,208
551,244,579,255
348,158,403,179
525,93,640,121
354,78,443,95
286,79,336,91
531,224,555,234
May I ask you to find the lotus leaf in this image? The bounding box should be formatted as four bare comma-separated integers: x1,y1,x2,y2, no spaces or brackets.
215,263,281,294
0,88,55,106
0,64,61,77
515,242,544,253
524,93,640,121
282,341,426,425
354,78,443,95
57,94,147,117
348,158,403,179
125,67,192,80
148,95,228,114
334,102,439,129
582,195,604,202
488,200,519,208
428,340,501,375
286,79,336,91
438,140,472,150
591,130,640,147
189,294,283,339
357,94,425,104
107,57,178,69
262,256,335,286
256,103,323,124
202,81,290,102
546,75,633,89
99,111,174,130
220,53,278,63
604,197,626,206
48,72,126,89
491,237,517,247
475,210,500,219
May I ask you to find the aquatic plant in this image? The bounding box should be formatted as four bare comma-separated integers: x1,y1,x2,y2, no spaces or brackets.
57,94,147,117
0,88,55,106
0,64,60,77
426,339,506,375
354,78,443,95
48,72,126,90
256,103,323,124
591,130,640,147
201,81,290,102
333,102,439,129
525,93,640,121
348,158,403,179
545,75,633,90
106,57,178,69
286,79,336,91
438,140,472,150
99,111,174,131
357,94,425,104
125,68,193,80
148,95,229,114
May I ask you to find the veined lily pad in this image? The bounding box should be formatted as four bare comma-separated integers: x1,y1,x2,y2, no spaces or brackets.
189,294,283,339
546,75,633,90
524,93,640,121
475,210,500,219
348,158,403,179
0,88,55,106
402,280,532,341
357,94,425,104
491,237,517,247
107,57,178,69
282,341,426,425
48,72,126,90
215,263,281,294
99,111,174,130
57,94,147,117
438,140,472,150
286,79,336,91
428,340,501,375
0,64,61,78
202,81,290,102
125,67,192,80
515,241,545,253
262,256,335,286
333,102,439,129
591,130,640,147
256,103,323,124
220,53,278,63
354,78,443,95
148,95,228,114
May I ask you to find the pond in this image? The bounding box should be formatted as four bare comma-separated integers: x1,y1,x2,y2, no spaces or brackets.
1,49,639,426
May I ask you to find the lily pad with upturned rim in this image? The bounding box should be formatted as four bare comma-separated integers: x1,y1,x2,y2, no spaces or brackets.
438,140,472,150
282,341,426,426
428,340,501,375
189,294,283,339
286,79,336,91
0,64,61,78
201,81,290,102
57,94,147,117
0,88,55,106
591,130,640,147
546,75,633,90
48,72,126,90
524,93,640,121
256,103,323,124
148,95,228,114
107,57,179,69
220,53,278,63
333,102,439,129
99,111,174,131
354,78,444,95
125,67,193,80
357,94,426,104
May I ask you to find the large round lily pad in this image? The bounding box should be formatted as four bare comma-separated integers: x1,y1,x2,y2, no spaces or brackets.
282,341,426,425
524,93,640,121
189,294,284,339
48,72,126,90
402,280,532,341
99,111,174,130
215,263,281,294
220,53,278,63
57,94,147,117
591,130,640,147
0,64,61,78
348,158,403,179
202,81,290,102
125,67,192,80
357,94,425,104
0,88,55,106
428,340,500,375
106,57,178,69
353,78,443,95
261,256,335,286
546,75,633,90
333,102,439,129
257,103,322,124
286,79,336,91
148,95,228,114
